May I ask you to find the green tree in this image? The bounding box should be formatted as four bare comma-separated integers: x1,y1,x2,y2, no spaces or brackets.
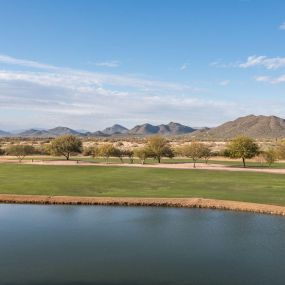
134,147,150,165
277,141,285,159
122,149,134,164
112,147,124,163
83,146,94,156
226,136,259,167
6,144,35,162
48,135,82,160
201,145,212,164
262,148,277,167
146,136,174,163
98,143,116,163
0,145,5,155
180,142,204,168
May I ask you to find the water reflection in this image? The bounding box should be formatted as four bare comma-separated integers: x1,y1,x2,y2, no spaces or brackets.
0,205,285,285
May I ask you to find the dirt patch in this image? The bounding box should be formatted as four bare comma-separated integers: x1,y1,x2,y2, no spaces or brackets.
0,195,285,216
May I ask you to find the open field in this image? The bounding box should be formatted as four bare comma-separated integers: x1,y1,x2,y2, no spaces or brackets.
1,164,285,206
2,155,285,168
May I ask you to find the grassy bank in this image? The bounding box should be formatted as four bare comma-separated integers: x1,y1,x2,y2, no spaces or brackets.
0,164,285,206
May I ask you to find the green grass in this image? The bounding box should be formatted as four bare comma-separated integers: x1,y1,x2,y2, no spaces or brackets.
7,155,285,168
1,164,285,206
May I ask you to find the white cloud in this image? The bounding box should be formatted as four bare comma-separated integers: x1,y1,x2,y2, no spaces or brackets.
0,54,250,129
239,55,285,69
279,22,285,30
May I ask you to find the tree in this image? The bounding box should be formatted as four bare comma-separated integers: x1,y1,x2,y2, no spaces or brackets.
98,143,116,163
226,136,259,167
201,145,212,164
48,135,82,160
146,136,174,163
83,146,94,156
122,149,134,164
277,141,285,160
112,147,124,163
180,142,204,168
262,148,277,167
134,147,150,165
6,145,35,162
0,146,5,156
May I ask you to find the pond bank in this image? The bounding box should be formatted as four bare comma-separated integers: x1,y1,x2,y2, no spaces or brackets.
1,194,285,216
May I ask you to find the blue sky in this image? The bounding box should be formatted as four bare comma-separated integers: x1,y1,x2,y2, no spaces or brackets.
0,0,285,130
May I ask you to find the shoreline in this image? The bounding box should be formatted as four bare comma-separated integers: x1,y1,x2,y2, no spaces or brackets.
1,194,285,216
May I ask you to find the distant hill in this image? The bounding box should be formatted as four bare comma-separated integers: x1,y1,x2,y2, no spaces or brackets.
18,127,82,137
87,131,110,137
18,129,50,137
101,124,129,135
129,122,196,135
129,123,160,135
191,115,285,139
4,115,285,139
0,130,10,137
48,127,81,136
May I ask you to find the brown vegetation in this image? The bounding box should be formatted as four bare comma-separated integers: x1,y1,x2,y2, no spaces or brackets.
0,194,285,216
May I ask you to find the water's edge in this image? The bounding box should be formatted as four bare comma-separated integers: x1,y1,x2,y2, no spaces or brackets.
0,194,285,216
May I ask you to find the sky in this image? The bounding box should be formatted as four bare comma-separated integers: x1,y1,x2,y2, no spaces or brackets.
0,0,285,131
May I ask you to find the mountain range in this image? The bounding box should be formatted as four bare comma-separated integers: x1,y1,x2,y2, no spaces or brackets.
191,115,285,140
1,115,285,139
0,122,196,137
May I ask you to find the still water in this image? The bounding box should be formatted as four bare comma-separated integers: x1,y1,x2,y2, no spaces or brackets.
0,205,285,285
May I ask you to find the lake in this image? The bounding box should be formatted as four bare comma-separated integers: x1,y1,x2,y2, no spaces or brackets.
0,205,285,285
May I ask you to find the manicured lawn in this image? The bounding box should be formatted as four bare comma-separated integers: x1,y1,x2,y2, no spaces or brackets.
1,164,285,206
6,156,285,168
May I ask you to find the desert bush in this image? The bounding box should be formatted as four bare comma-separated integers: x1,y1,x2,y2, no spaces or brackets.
83,146,94,156
6,144,36,162
97,143,116,163
134,147,151,165
277,141,285,159
177,142,205,168
146,136,174,163
122,149,134,164
0,146,5,155
261,148,278,166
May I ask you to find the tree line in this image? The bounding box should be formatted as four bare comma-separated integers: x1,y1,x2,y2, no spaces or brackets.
1,134,285,167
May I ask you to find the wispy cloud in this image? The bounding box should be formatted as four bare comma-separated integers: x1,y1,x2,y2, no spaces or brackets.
279,22,285,30
239,55,285,69
255,74,285,84
209,60,238,69
0,54,258,130
211,55,285,70
0,54,57,70
0,54,235,129
89,60,121,68
219,80,230,86
0,54,205,94
180,63,188,70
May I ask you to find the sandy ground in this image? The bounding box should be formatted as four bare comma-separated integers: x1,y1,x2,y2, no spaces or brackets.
2,158,285,174
0,194,285,216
